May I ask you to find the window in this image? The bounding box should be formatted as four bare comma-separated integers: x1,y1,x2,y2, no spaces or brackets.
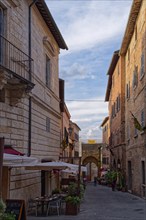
0,89,5,102
118,94,120,111
128,161,132,190
46,117,50,132
140,50,145,78
116,95,120,113
127,125,130,141
128,48,130,61
112,75,114,87
132,66,138,88
116,97,118,113
0,7,4,35
112,103,116,118
112,106,114,118
118,65,119,75
46,56,51,88
126,81,130,99
102,157,109,165
0,7,4,64
74,151,79,157
141,110,145,128
135,25,137,41
75,133,79,141
114,103,116,117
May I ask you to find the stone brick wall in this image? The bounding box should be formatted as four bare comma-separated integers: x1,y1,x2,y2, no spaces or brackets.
124,1,146,196
107,55,126,170
0,0,63,202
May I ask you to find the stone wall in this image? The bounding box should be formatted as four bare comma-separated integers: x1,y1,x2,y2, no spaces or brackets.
124,1,146,196
0,0,63,202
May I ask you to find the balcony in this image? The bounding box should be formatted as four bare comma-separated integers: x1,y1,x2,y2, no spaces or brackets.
0,35,34,105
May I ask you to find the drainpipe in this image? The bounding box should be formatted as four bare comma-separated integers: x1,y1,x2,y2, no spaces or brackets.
0,137,4,200
28,0,38,156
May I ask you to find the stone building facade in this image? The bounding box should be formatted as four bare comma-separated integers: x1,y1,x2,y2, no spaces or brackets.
120,0,146,197
60,101,71,158
104,0,146,197
0,0,67,202
82,143,104,180
105,51,126,173
71,122,80,157
59,82,81,163
100,117,110,170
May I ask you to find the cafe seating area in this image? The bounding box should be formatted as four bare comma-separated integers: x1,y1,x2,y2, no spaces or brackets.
27,193,67,217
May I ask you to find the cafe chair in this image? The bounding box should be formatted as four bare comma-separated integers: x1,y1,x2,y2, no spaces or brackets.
46,198,61,216
27,199,37,216
60,197,66,214
34,198,42,216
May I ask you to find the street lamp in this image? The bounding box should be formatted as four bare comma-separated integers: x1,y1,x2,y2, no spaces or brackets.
117,160,121,170
68,127,73,136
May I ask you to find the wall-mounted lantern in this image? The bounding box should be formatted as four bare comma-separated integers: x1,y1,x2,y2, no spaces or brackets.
68,127,73,136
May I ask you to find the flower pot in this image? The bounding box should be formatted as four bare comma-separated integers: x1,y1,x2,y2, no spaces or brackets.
65,202,80,215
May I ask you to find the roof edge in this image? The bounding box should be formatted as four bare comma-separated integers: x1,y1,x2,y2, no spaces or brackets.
120,0,142,55
105,50,119,101
100,116,109,127
35,0,68,50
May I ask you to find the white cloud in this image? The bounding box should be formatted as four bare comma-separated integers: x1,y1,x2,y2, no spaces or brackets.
66,97,108,141
46,0,132,141
54,1,132,55
61,62,95,80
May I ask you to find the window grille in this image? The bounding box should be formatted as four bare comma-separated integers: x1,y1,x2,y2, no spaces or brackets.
132,66,138,88
46,117,50,132
46,56,51,88
140,51,145,78
141,110,145,128
126,82,130,99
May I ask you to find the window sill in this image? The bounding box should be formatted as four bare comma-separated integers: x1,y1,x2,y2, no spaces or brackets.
140,130,145,135
133,85,137,90
140,73,144,81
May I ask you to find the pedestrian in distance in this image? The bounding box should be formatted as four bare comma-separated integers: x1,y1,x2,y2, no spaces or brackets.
83,177,87,190
112,179,116,191
111,171,117,191
94,176,97,186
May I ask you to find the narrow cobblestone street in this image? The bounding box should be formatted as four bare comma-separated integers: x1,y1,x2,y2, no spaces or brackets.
27,183,146,220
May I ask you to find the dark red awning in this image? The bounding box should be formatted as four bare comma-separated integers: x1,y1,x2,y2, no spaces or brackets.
4,145,24,156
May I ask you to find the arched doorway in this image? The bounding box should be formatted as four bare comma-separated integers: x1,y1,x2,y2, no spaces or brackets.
82,156,98,181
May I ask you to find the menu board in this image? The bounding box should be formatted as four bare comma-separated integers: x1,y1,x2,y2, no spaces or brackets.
6,199,26,220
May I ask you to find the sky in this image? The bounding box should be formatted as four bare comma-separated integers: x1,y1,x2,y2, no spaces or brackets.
45,0,133,143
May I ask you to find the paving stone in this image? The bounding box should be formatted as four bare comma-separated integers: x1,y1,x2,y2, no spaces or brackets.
27,183,146,220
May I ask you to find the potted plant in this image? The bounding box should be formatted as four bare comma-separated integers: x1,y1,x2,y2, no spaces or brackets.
65,195,80,215
52,188,60,195
65,182,84,215
117,171,126,192
0,199,15,220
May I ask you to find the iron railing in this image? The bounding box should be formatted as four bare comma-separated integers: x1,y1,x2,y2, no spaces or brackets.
0,35,34,82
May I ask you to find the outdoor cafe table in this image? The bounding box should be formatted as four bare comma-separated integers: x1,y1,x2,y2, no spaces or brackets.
33,193,68,216
34,196,57,216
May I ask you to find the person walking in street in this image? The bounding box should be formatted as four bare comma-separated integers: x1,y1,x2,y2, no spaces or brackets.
111,171,117,191
94,176,97,186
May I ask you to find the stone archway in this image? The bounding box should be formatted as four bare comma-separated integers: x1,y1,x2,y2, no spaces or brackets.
82,156,99,181
81,143,105,181
82,156,98,166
